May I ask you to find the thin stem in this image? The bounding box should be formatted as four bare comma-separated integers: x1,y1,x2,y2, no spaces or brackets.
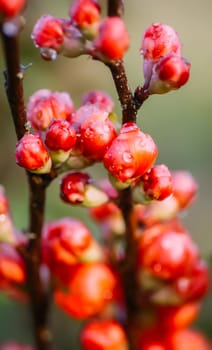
0,26,27,140
0,25,53,350
105,60,137,123
107,0,124,17
26,175,52,350
105,1,149,349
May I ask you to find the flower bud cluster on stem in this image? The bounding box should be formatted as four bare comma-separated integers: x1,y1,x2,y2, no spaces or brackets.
0,1,210,350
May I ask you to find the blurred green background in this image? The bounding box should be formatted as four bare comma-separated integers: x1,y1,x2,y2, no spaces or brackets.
0,0,212,347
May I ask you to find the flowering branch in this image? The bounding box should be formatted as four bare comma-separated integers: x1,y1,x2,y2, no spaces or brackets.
0,25,53,350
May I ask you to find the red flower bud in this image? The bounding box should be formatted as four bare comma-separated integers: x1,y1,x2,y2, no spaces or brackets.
104,123,158,183
45,120,76,152
27,89,74,131
79,109,117,161
174,260,209,302
142,164,173,201
93,17,129,60
0,0,26,18
32,15,64,52
69,0,101,29
60,172,91,204
138,223,199,280
166,329,211,350
60,172,108,207
157,302,200,331
141,23,181,61
82,90,114,113
172,171,198,209
54,262,116,318
81,320,128,350
42,218,93,278
15,134,51,174
0,243,25,285
148,54,190,94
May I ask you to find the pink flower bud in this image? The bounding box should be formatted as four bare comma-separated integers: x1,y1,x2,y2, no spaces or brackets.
82,90,114,113
0,0,26,18
15,134,51,174
148,54,190,94
27,89,74,131
32,15,64,52
141,23,181,61
93,17,129,60
172,171,198,209
69,0,101,29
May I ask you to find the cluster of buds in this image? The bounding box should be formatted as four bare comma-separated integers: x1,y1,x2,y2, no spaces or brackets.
90,173,210,349
31,0,129,61
141,23,190,94
15,88,118,181
2,4,210,349
42,217,120,319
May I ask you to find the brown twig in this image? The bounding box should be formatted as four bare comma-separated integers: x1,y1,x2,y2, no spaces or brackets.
0,25,27,140
0,24,54,350
105,2,149,349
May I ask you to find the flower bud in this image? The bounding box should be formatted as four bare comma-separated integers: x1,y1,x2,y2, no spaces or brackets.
148,54,190,94
93,17,129,60
81,319,128,350
0,243,26,285
79,109,117,162
32,15,64,53
27,89,74,131
42,218,93,279
141,23,181,61
60,172,108,207
104,123,158,184
15,134,51,174
141,164,173,201
54,262,116,318
45,119,77,165
166,329,211,350
0,0,26,18
69,0,100,39
172,171,198,209
138,223,199,280
82,90,114,113
174,260,209,302
157,302,200,331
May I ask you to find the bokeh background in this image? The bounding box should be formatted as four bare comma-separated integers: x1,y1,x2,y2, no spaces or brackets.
0,0,212,348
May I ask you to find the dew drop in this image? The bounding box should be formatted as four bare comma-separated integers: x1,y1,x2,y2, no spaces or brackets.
122,151,133,163
40,48,57,61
